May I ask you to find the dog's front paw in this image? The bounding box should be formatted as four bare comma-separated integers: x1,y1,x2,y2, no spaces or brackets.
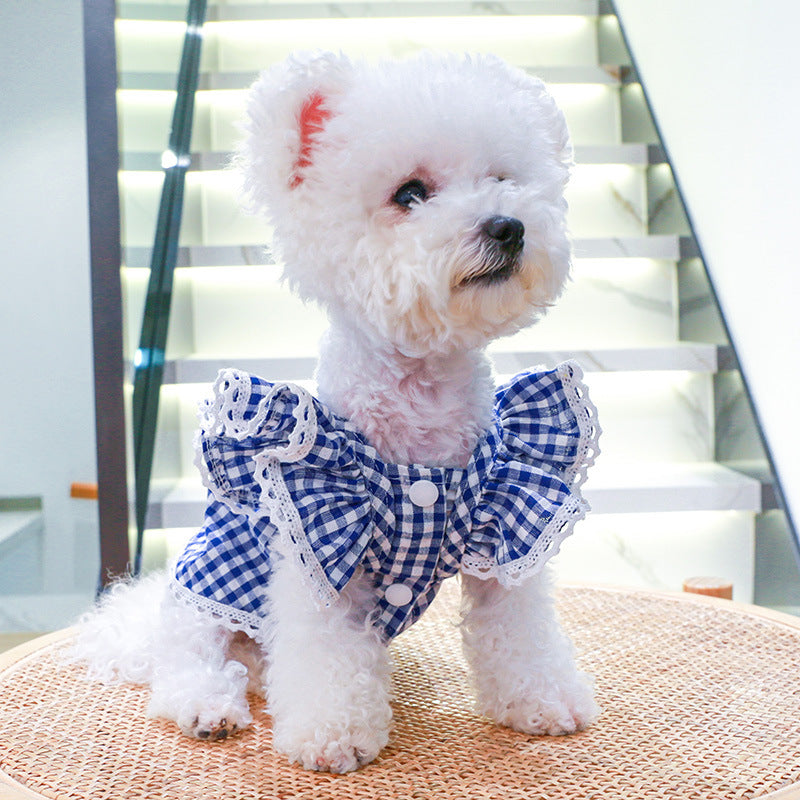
148,656,254,742
171,698,253,742
274,725,388,773
496,671,599,736
188,714,244,742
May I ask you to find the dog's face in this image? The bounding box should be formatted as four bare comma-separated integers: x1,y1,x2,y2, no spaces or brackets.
239,52,572,357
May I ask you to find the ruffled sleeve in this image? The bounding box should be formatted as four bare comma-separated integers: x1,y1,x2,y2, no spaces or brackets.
195,369,375,608
458,361,600,586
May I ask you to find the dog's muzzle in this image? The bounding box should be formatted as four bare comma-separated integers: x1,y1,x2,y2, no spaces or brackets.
460,215,525,287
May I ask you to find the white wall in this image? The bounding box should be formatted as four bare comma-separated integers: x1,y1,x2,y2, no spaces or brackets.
614,0,800,541
0,1,98,592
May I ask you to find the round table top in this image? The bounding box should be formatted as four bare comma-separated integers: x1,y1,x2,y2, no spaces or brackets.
2,583,800,800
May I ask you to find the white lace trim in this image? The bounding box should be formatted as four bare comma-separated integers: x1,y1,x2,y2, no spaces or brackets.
168,576,263,634
193,370,318,515
251,452,340,609
194,369,337,610
197,368,318,455
198,369,253,439
460,494,589,587
557,360,602,491
460,360,600,587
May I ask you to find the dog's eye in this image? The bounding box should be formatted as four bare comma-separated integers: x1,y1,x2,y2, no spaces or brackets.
392,179,429,208
495,176,507,183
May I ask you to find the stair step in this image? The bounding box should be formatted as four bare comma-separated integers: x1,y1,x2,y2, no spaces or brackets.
119,1,603,23
0,511,44,595
156,363,719,477
576,235,695,259
123,236,692,270
0,511,42,550
121,144,659,171
118,82,630,154
121,63,625,92
114,10,625,126
492,344,717,374
555,506,756,603
120,162,658,242
118,14,604,76
584,462,761,514
143,461,761,530
123,244,687,357
160,344,718,386
0,593,92,633
722,459,782,512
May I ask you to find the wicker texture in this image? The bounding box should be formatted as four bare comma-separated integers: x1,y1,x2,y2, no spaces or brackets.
2,584,800,799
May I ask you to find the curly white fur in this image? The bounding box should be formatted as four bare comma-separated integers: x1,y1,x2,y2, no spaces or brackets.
73,50,597,773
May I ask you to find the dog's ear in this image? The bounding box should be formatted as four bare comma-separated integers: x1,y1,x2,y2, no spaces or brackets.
290,92,333,188
236,52,354,213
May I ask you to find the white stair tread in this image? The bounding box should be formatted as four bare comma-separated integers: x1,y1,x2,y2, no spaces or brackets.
119,1,602,24
162,343,718,386
0,511,43,549
150,462,760,529
120,144,653,171
490,343,717,375
574,144,654,165
584,462,761,514
574,235,685,259
215,1,603,21
0,593,92,633
121,64,623,91
123,236,688,269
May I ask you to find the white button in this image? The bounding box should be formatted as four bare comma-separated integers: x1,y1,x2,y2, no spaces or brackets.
408,479,439,507
385,583,414,607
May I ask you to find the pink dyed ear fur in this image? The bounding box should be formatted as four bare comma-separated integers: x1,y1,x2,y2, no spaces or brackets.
238,52,354,212
290,93,332,188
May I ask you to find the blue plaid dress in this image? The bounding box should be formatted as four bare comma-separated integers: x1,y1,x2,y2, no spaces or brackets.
171,362,600,641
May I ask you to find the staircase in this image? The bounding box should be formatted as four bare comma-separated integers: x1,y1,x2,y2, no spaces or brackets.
115,1,766,601
0,504,43,595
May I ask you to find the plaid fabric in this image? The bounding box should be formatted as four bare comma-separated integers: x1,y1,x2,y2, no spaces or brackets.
173,362,599,640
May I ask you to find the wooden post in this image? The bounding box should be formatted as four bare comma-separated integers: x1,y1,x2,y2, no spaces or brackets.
683,576,733,600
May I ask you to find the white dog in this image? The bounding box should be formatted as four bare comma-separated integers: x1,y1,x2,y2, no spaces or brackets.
75,51,601,773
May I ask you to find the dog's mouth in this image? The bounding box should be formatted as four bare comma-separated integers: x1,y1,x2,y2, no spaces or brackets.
457,252,521,287
456,215,525,288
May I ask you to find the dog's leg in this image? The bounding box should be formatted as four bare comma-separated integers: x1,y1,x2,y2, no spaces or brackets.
460,567,598,735
146,593,255,740
262,553,392,773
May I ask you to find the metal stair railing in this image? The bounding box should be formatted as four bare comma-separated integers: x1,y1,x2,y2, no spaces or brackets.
131,0,208,575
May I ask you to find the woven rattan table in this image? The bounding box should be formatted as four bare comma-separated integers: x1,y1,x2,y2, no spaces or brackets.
2,583,800,800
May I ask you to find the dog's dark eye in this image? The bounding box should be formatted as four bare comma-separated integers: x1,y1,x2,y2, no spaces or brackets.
392,179,429,208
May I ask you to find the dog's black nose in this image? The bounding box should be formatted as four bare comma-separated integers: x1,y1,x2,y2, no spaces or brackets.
482,216,525,251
